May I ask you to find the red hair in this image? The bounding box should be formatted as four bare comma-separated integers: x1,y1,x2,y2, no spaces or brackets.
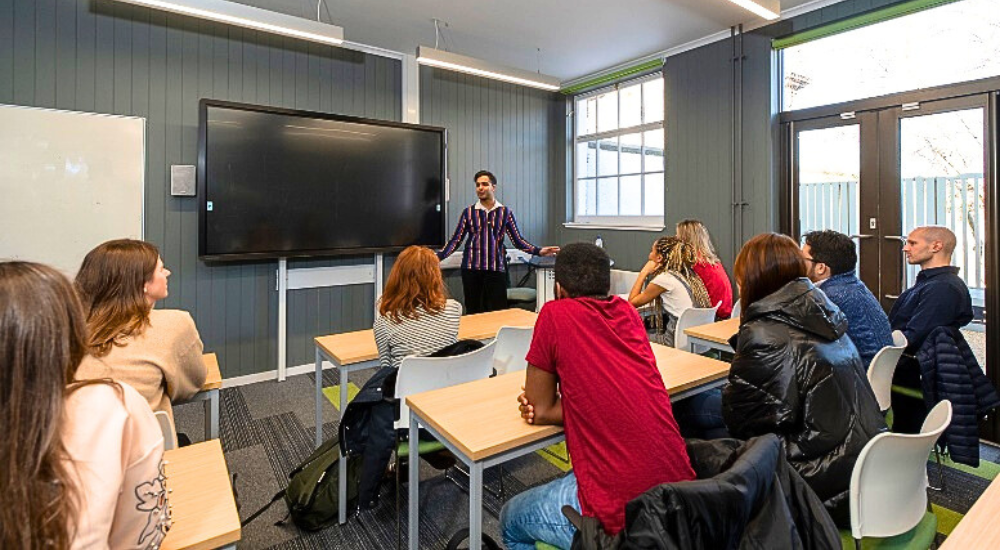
734,233,807,312
379,246,448,323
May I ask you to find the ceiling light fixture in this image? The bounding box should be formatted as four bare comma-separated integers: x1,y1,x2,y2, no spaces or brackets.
417,47,561,92
113,0,344,46
725,0,780,20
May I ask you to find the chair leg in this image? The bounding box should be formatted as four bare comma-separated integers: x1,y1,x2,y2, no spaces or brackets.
395,431,401,550
854,538,862,550
928,447,946,492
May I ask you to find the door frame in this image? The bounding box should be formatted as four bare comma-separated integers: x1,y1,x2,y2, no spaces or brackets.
780,86,1000,442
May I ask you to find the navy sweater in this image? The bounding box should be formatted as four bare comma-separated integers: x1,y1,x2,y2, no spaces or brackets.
819,272,893,369
889,266,973,352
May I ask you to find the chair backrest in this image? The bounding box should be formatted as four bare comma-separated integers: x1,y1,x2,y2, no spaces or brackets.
674,302,721,350
154,411,178,451
492,326,534,375
866,342,907,412
730,299,741,319
849,400,952,540
395,340,497,430
610,269,639,296
891,330,908,348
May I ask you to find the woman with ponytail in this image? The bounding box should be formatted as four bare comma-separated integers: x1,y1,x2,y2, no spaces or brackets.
0,261,169,549
628,236,712,347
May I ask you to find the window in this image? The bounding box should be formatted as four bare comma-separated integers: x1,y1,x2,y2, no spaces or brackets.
573,74,664,227
781,0,1000,111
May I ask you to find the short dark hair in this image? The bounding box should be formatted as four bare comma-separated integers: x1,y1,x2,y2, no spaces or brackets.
803,230,857,275
473,170,496,186
554,243,610,298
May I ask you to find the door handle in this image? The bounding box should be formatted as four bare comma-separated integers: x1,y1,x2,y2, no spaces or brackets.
884,235,906,242
849,234,875,240
885,294,900,300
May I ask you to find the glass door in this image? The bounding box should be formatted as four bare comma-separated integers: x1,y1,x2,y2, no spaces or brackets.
790,112,880,290
879,96,990,367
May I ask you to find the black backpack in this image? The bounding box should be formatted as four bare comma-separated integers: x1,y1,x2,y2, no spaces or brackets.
242,434,362,531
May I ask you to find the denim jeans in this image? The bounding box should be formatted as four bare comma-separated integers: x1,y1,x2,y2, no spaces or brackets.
673,388,730,440
500,472,581,550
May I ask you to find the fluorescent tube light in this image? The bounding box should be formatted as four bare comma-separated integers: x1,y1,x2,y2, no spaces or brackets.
113,0,344,45
726,0,780,20
417,47,561,91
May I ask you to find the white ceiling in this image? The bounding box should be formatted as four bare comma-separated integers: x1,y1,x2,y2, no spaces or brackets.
236,0,819,81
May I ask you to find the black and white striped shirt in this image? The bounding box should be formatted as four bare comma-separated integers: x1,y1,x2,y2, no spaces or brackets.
373,299,463,370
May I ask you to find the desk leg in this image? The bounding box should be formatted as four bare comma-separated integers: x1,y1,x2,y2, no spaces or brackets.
408,413,420,550
336,362,350,524
469,463,483,550
315,348,323,448
205,389,220,439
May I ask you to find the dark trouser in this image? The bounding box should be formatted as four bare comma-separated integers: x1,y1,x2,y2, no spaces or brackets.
673,388,730,440
461,269,508,314
891,355,928,434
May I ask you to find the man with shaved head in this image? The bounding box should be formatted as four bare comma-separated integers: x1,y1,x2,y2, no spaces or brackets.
889,225,974,432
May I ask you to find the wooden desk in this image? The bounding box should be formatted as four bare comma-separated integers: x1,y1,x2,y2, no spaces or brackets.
185,353,223,439
405,343,729,550
162,440,240,550
940,474,1000,549
684,317,740,354
313,308,538,524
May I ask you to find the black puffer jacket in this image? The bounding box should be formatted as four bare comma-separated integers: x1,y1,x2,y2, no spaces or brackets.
722,278,886,524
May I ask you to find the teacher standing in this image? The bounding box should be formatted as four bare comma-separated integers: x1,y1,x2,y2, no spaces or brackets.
438,170,559,314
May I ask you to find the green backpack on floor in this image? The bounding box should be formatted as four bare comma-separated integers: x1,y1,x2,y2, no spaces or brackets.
242,434,362,531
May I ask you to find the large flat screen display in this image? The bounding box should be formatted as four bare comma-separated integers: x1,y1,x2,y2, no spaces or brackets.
198,100,446,261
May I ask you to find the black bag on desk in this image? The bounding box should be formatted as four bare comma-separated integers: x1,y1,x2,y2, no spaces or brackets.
241,433,362,531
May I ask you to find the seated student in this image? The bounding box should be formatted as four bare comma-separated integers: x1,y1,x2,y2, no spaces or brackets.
723,233,885,526
502,243,695,549
374,245,462,369
628,236,712,346
676,219,734,319
75,239,205,427
0,261,169,549
889,226,976,433
802,230,893,368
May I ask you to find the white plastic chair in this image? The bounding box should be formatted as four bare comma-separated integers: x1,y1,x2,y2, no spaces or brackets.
492,326,534,375
395,340,497,431
847,400,951,547
154,411,178,451
674,302,721,351
892,330,908,348
730,299,741,319
866,331,908,413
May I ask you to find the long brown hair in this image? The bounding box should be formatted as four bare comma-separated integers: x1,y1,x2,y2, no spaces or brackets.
75,239,160,357
379,246,448,323
733,233,807,312
676,219,720,265
0,262,108,549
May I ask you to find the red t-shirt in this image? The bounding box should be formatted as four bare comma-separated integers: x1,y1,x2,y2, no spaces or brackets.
692,260,734,319
526,296,695,534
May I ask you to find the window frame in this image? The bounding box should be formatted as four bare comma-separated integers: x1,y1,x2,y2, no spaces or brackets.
570,72,665,229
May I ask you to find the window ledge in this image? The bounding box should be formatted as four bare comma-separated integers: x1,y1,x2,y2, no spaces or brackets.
563,222,665,232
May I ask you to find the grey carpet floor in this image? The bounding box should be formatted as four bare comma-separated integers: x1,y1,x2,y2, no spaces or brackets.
173,370,565,550
174,370,998,549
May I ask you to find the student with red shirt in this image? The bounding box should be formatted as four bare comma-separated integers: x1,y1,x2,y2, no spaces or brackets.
500,243,695,550
676,219,733,319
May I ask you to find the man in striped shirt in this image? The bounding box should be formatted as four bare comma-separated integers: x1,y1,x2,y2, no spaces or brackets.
438,170,559,313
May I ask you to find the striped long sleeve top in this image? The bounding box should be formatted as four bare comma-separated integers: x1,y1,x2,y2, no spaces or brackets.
437,202,541,272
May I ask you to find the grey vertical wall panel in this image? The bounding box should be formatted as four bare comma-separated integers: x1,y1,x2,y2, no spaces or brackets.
420,66,561,304
1,0,403,376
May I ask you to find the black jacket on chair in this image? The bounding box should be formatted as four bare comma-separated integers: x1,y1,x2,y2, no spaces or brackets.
916,326,1000,467
721,278,886,524
568,435,841,550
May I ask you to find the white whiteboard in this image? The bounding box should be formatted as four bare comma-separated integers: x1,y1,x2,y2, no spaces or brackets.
0,104,144,277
